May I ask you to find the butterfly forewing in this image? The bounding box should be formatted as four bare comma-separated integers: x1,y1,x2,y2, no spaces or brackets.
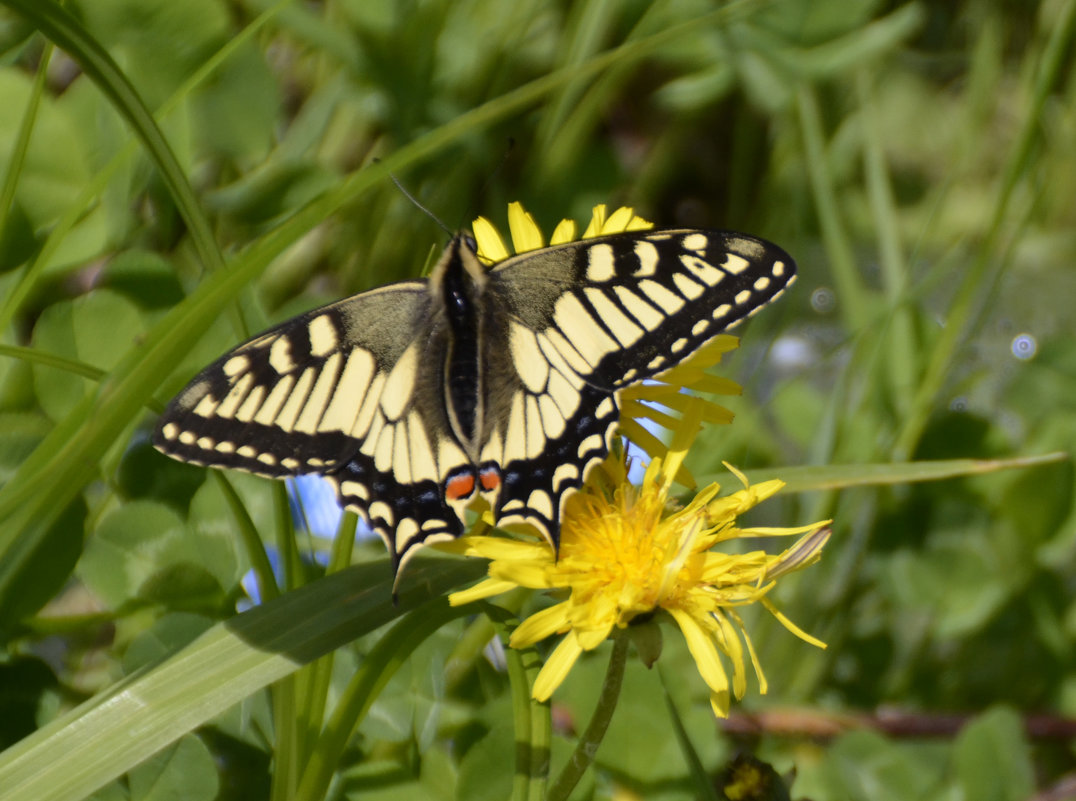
155,224,796,580
157,283,426,471
490,229,795,388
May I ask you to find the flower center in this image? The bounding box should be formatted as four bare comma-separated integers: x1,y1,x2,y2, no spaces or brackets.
559,487,682,619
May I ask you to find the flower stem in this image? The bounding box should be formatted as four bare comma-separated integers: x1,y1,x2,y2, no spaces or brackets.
547,632,630,801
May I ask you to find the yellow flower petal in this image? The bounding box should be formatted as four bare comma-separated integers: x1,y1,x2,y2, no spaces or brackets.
579,205,654,238
575,622,616,650
448,578,519,606
760,597,829,649
714,611,747,699
668,607,728,697
462,534,550,559
549,218,577,244
664,334,740,373
582,204,608,238
710,690,731,719
439,535,549,561
472,201,649,265
511,602,571,647
472,215,509,263
733,609,768,694
532,634,584,701
707,479,786,524
507,201,545,253
602,206,637,233
489,560,554,589
659,398,705,492
615,419,697,485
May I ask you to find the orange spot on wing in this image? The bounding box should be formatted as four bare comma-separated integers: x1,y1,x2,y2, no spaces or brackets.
445,472,476,500
479,467,501,492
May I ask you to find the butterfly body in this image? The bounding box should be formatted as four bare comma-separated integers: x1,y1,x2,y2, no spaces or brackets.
155,227,795,576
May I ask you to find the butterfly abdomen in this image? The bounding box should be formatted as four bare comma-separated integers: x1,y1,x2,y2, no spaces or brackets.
439,237,488,451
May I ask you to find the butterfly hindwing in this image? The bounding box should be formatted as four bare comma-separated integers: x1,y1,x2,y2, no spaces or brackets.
484,376,620,545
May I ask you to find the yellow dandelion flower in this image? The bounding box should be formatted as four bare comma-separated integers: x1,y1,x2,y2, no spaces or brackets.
443,402,830,717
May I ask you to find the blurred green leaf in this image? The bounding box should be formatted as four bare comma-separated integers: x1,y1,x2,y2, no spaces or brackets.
30,289,147,421
455,714,513,801
115,438,206,507
821,730,945,801
79,500,191,608
953,707,1035,801
0,495,85,626
128,735,218,801
0,70,106,271
0,70,90,219
0,201,38,273
122,612,216,673
205,160,338,225
1001,461,1074,548
884,532,1012,639
0,657,59,751
0,412,49,485
98,250,186,311
189,40,278,161
80,499,238,610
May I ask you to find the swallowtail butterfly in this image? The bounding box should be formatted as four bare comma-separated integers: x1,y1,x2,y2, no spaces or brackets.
154,224,795,578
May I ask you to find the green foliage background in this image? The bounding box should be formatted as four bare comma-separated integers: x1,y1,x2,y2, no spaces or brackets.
0,0,1073,799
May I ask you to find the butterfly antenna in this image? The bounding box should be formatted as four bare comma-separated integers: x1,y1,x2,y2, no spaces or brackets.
376,160,454,238
459,138,517,230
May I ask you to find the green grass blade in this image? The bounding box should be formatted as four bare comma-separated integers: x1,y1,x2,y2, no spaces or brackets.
796,84,868,333
0,344,107,383
700,452,1069,494
856,71,918,418
212,472,278,603
0,41,50,252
